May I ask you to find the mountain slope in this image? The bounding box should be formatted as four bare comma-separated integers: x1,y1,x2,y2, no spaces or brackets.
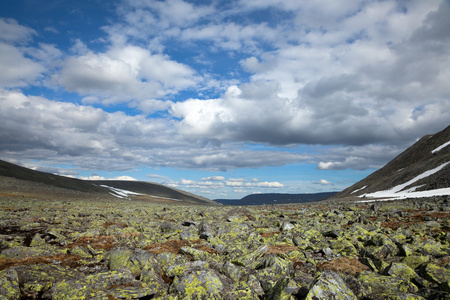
335,125,450,199
0,159,217,205
92,180,218,205
0,159,106,193
215,192,337,205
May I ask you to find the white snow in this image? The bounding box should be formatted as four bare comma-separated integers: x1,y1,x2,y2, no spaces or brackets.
351,185,367,194
100,185,184,201
357,188,450,203
359,161,450,200
432,141,450,153
100,185,143,199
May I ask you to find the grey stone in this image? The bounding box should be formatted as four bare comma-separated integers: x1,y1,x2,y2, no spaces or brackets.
306,270,357,300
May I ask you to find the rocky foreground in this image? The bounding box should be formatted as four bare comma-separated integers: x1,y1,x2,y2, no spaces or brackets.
0,196,449,299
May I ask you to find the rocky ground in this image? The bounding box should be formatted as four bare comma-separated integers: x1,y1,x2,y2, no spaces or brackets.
0,195,449,299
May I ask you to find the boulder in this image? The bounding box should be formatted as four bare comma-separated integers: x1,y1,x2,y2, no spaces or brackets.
358,270,419,297
52,269,157,300
306,270,357,300
0,268,20,300
170,270,224,298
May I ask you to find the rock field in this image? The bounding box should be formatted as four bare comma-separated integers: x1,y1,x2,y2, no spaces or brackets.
0,196,449,299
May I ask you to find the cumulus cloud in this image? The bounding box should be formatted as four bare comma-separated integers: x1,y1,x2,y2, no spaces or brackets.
179,177,284,195
0,43,45,87
170,1,450,149
0,89,308,172
81,175,138,181
314,179,332,185
201,176,225,181
57,45,199,104
0,0,449,191
0,18,36,43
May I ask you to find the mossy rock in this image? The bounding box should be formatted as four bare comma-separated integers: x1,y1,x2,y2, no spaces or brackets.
306,270,357,300
401,255,429,270
264,277,298,300
358,270,419,296
170,270,224,299
418,263,450,285
15,264,77,299
0,268,20,300
52,270,157,300
412,239,446,257
109,247,151,277
383,262,418,280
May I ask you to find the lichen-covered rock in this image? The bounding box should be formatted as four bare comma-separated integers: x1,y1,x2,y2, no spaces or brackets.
29,233,46,247
306,270,357,300
383,262,418,281
264,277,298,300
109,247,151,277
280,222,295,232
15,264,78,299
0,268,20,300
180,246,211,261
52,269,157,300
232,244,268,266
358,270,419,297
221,261,245,282
329,237,358,256
0,244,67,259
412,239,446,257
418,263,450,285
170,269,224,299
254,254,291,290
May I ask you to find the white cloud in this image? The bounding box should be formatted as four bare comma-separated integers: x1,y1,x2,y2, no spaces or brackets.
0,42,44,87
246,181,284,188
81,175,138,181
318,179,332,185
57,45,199,104
0,89,309,172
201,176,225,181
0,18,36,43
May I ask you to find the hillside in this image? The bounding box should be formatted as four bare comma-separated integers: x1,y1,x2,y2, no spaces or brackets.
335,125,450,199
0,159,217,205
215,192,337,205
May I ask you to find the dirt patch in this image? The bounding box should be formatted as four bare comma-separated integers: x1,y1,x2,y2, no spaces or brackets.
143,239,192,254
259,231,281,238
193,244,220,254
103,222,128,228
67,235,117,251
317,257,369,276
0,254,82,271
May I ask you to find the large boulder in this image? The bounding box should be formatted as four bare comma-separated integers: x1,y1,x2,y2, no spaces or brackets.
306,270,357,300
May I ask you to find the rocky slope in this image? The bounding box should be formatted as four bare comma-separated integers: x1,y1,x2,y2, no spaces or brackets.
336,125,450,200
1,195,449,299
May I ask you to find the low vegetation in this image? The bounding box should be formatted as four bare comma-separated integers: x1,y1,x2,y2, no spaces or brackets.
1,195,449,299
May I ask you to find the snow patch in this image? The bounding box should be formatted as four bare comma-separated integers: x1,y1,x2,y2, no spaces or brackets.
351,185,367,194
359,162,450,200
101,185,143,199
432,141,450,153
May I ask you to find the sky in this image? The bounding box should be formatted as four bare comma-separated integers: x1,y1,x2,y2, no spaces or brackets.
0,0,449,200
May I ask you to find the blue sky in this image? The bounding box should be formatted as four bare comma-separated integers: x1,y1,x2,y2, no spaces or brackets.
1,0,449,199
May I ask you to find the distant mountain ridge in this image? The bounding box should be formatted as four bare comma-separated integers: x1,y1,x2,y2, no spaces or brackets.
335,125,450,199
214,192,337,205
0,159,217,205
